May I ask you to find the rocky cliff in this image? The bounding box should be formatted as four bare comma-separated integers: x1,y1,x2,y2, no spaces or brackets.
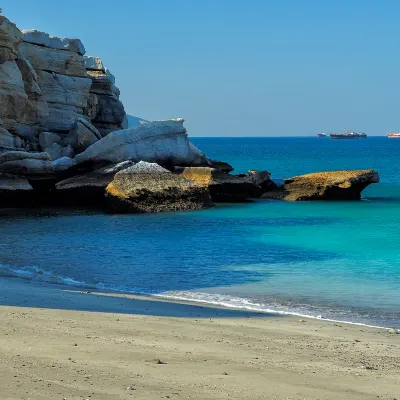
0,14,126,156
0,12,377,212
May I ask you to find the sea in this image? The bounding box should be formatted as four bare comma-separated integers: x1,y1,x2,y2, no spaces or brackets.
0,136,399,328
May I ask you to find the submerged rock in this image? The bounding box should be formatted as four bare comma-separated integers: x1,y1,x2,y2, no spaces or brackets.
106,161,213,213
261,170,379,201
177,167,276,202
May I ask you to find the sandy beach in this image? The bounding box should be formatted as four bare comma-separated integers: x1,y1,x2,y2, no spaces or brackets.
0,278,398,400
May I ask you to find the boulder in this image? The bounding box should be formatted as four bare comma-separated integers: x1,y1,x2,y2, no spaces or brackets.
22,30,85,55
105,161,213,213
0,127,23,152
261,170,379,201
52,156,75,172
44,142,63,161
74,119,210,167
0,151,53,176
61,145,74,158
177,167,275,202
55,160,134,205
0,15,23,64
64,118,101,153
39,132,62,150
18,42,87,77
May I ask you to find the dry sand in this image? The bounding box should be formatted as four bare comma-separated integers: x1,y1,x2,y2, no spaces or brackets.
0,278,399,400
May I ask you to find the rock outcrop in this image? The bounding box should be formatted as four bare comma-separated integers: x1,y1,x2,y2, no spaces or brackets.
84,56,126,136
0,14,126,157
106,161,213,213
0,15,23,63
0,151,53,176
261,170,379,201
176,167,276,202
55,161,134,205
74,119,209,168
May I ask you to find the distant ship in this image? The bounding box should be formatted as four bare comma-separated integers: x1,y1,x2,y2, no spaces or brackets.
330,132,367,139
387,133,400,138
317,133,327,137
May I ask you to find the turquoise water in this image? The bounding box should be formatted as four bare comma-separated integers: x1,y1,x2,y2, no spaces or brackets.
0,137,399,327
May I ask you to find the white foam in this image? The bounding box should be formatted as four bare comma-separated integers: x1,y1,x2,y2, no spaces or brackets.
0,264,391,330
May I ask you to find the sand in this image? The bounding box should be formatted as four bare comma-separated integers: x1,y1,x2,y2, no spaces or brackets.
0,278,399,400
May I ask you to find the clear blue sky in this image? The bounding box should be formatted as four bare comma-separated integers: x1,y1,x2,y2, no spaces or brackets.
3,0,399,136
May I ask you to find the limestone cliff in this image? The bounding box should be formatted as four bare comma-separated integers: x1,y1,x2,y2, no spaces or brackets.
0,13,126,155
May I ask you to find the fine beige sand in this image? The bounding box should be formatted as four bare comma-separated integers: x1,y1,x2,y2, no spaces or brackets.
0,278,399,400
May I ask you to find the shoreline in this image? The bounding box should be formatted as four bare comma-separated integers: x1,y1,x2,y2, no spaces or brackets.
1,268,396,330
0,268,397,330
0,276,399,399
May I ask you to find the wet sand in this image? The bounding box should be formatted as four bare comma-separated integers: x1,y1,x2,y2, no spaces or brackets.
0,278,399,399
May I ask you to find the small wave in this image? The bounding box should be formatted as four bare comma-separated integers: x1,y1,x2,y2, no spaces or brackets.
0,264,390,330
154,291,389,329
0,263,99,289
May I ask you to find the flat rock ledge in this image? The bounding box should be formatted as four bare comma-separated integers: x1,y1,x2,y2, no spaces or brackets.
176,167,277,202
262,170,379,201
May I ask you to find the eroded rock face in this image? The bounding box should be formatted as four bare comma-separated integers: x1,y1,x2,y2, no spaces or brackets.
36,70,92,132
84,59,126,136
177,167,275,202
0,14,127,159
74,119,209,167
0,127,23,152
0,151,54,176
0,16,23,63
18,42,87,77
22,30,85,55
261,170,379,201
105,161,213,213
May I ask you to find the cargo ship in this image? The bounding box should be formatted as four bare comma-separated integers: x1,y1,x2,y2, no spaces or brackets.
330,132,367,139
387,133,400,138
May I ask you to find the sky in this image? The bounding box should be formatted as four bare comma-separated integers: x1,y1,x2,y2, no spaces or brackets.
2,0,400,136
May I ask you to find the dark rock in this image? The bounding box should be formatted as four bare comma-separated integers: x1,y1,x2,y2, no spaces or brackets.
208,159,234,173
176,167,276,202
55,161,134,206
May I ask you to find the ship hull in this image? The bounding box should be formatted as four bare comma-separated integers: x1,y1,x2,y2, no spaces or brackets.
330,136,366,139
387,135,400,138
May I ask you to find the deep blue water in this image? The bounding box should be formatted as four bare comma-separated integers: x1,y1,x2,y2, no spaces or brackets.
0,137,399,327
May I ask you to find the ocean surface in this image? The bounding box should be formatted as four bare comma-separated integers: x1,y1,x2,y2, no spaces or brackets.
1,137,399,328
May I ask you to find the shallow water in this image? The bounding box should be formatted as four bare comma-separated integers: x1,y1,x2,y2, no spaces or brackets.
1,137,399,327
